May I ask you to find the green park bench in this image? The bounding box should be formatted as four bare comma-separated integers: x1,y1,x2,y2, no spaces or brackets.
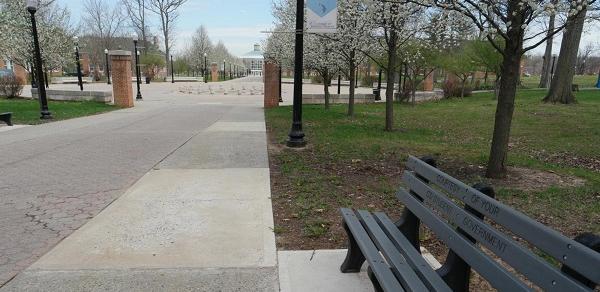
340,156,599,292
0,112,13,126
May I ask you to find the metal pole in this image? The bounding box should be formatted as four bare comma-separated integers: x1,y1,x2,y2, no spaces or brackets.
30,63,37,88
134,40,142,100
337,73,341,95
596,67,600,88
43,62,49,89
355,67,359,88
171,55,175,83
223,61,226,80
279,65,283,102
75,45,83,91
204,55,208,83
105,51,111,85
28,8,52,119
376,69,382,101
287,0,306,148
550,55,557,81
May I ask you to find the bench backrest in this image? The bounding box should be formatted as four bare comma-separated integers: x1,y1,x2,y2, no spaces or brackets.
400,156,599,291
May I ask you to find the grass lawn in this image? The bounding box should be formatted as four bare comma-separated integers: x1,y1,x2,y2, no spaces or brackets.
266,89,600,251
0,98,117,125
521,75,599,89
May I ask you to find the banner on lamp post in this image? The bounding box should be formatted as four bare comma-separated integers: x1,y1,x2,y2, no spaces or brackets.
306,0,338,33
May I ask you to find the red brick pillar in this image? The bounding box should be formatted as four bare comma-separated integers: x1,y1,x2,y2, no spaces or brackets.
109,50,133,108
263,61,280,108
211,63,219,82
423,72,434,91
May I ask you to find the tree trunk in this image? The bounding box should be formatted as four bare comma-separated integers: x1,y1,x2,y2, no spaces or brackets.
348,54,356,117
385,30,398,131
323,71,330,109
543,6,587,104
486,36,523,178
539,0,557,88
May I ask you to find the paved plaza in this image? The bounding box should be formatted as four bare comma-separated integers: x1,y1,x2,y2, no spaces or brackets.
1,78,274,289
0,78,374,291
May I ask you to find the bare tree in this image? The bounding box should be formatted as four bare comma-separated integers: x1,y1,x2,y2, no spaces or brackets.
576,43,596,74
82,0,126,49
146,0,187,75
539,0,558,88
82,0,127,78
123,0,149,53
544,3,589,104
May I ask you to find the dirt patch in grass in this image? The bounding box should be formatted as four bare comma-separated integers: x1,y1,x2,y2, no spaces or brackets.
269,131,592,250
441,160,587,192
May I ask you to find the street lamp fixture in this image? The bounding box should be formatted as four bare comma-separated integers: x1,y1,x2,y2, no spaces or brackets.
26,0,52,119
73,36,84,91
204,53,208,83
133,36,142,100
104,48,111,85
287,0,306,147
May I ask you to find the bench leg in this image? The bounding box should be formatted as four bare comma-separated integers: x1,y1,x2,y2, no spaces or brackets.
367,266,384,292
340,221,365,273
438,183,495,292
561,233,600,289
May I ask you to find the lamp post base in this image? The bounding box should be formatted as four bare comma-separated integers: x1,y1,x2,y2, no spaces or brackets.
40,111,53,120
286,129,306,148
136,93,143,100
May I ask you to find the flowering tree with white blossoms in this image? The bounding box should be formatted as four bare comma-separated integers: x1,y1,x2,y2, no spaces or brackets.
304,33,342,109
405,0,596,178
328,0,373,117
0,0,74,74
364,0,426,131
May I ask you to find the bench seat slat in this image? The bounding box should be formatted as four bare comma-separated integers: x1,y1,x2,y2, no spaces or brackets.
395,188,532,291
373,212,452,292
406,155,600,283
340,208,406,292
403,171,592,291
355,210,432,292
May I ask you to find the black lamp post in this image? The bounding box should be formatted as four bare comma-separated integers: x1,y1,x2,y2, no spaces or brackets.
376,69,382,101
223,60,226,80
204,53,208,83
171,55,175,83
26,0,51,119
73,36,83,91
279,66,283,102
104,49,111,85
287,0,306,147
337,73,341,94
133,36,142,100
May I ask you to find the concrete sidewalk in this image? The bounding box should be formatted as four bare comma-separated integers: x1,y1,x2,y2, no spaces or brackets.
1,80,278,291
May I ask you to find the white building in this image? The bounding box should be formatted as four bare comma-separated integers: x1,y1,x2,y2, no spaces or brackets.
240,44,264,77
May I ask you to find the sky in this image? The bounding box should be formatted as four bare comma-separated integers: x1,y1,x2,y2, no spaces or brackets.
57,0,599,57
56,0,275,56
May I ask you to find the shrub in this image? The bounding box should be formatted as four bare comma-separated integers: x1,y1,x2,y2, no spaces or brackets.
442,79,472,98
311,74,323,84
361,75,378,87
0,75,24,98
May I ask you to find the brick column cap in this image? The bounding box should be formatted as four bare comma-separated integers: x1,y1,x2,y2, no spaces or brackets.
109,50,132,56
